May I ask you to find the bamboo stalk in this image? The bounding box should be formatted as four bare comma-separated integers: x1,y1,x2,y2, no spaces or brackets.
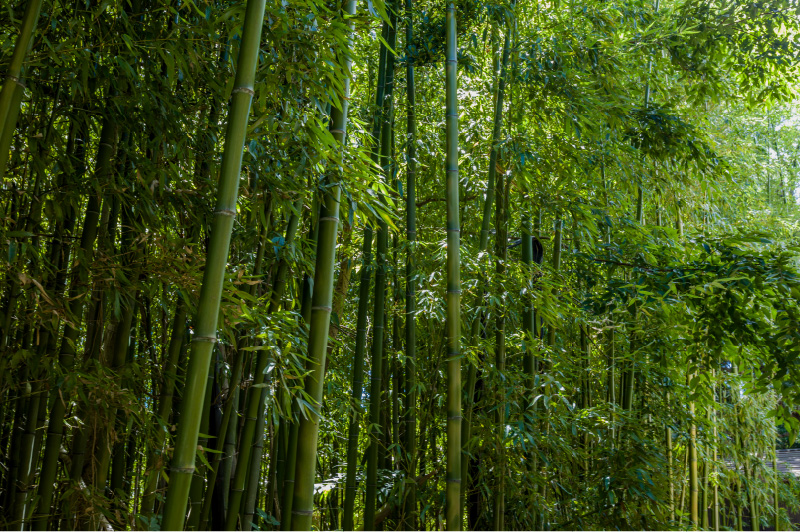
460,15,512,522
33,117,117,528
0,0,44,180
444,0,462,527
288,0,356,527
365,7,397,525
158,0,266,525
493,112,508,532
242,387,269,530
140,300,188,518
401,0,418,525
690,390,698,528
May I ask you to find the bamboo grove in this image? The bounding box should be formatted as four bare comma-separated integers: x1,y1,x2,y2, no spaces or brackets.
2,0,800,530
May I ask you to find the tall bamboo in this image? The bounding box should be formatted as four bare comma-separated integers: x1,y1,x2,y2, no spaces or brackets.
444,0,462,527
280,406,300,530
402,0,418,524
288,0,356,527
342,23,389,529
200,202,274,529
772,446,779,532
522,211,535,382
460,19,512,521
365,7,397,525
493,128,508,531
547,215,563,347
225,346,272,529
0,0,44,180
690,378,698,528
227,199,304,529
158,0,266,525
32,117,117,529
713,370,720,532
666,391,674,523
342,227,373,531
139,300,188,517
241,387,269,530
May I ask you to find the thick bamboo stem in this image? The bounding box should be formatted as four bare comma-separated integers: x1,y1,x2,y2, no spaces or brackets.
158,0,266,525
444,0,462,527
288,0,356,527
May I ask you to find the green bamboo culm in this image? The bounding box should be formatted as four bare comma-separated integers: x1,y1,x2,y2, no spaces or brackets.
491,26,512,531
227,198,304,529
493,123,508,532
636,0,659,225
32,118,117,530
157,0,267,526
343,25,390,529
241,386,269,530
365,7,397,526
444,0,462,527
547,215,562,347
0,0,44,180
521,212,535,383
289,0,357,528
459,20,511,520
402,0,418,524
342,226,372,531
139,299,188,518
225,346,271,529
689,377,698,528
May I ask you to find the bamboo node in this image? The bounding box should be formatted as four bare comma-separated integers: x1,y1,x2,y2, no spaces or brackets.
232,86,255,96
447,289,462,294
330,128,345,135
7,75,24,87
170,466,195,474
319,216,340,222
446,477,462,483
292,510,314,516
192,336,217,343
215,208,237,217
312,305,332,312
